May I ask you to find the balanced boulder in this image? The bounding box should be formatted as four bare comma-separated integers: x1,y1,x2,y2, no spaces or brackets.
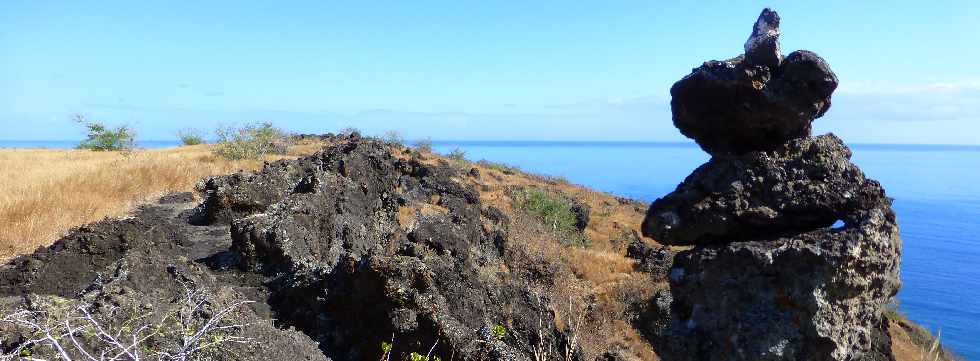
642,8,902,361
670,8,839,155
642,134,887,245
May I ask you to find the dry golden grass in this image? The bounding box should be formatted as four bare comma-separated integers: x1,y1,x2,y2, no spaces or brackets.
0,142,325,259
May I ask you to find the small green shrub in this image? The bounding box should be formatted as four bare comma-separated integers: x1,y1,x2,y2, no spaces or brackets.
549,175,570,184
177,128,206,145
448,147,467,162
383,130,404,146
74,115,136,151
409,352,441,361
513,188,590,247
340,127,361,137
491,324,507,340
516,188,577,233
212,122,291,160
414,137,433,153
477,160,521,175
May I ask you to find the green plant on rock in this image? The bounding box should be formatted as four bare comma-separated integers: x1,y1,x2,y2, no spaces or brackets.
409,352,441,361
74,115,136,151
379,340,393,361
491,324,507,340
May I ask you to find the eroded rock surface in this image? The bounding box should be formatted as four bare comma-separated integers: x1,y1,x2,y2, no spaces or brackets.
660,203,901,360
642,135,887,245
671,9,838,155
642,8,902,361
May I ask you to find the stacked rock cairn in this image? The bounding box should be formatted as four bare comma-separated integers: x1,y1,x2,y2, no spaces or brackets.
641,8,903,361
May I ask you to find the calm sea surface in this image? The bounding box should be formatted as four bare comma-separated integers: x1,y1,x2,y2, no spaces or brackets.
3,139,978,358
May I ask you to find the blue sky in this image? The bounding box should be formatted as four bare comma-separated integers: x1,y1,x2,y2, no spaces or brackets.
2,1,979,144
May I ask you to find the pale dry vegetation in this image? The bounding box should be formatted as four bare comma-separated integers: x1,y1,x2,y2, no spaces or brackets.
0,141,324,259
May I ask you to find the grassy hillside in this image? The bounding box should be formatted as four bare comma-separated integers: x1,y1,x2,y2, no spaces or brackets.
0,141,323,259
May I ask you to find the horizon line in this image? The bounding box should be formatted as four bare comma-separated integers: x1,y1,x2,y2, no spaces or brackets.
3,138,980,150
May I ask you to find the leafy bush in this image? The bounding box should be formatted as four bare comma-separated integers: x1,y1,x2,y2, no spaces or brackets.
74,115,135,151
212,122,292,160
177,128,206,145
516,188,578,233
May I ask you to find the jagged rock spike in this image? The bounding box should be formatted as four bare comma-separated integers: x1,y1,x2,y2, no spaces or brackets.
744,8,782,67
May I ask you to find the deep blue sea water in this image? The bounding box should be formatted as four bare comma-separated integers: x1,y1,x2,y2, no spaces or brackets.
3,139,978,358
426,140,980,360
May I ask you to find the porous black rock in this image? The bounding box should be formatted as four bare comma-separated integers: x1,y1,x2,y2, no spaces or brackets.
641,134,885,245
659,201,902,361
744,8,782,68
642,8,902,361
670,8,838,155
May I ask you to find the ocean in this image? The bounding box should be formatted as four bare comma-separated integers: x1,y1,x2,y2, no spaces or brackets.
2,139,978,358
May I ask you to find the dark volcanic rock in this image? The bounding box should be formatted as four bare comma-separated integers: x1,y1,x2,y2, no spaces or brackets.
670,9,838,155
202,138,584,361
0,197,327,360
744,8,782,68
642,8,902,361
1,136,602,361
641,134,886,245
626,237,673,279
659,202,901,361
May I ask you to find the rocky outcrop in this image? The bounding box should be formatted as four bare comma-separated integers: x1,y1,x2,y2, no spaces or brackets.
641,135,888,245
0,196,328,361
670,8,838,156
191,137,586,361
641,8,902,361
1,134,609,361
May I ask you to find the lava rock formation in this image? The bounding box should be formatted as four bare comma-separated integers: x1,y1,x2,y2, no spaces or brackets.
641,8,902,361
670,8,838,156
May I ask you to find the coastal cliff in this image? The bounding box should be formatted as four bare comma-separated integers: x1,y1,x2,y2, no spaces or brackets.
0,9,956,361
